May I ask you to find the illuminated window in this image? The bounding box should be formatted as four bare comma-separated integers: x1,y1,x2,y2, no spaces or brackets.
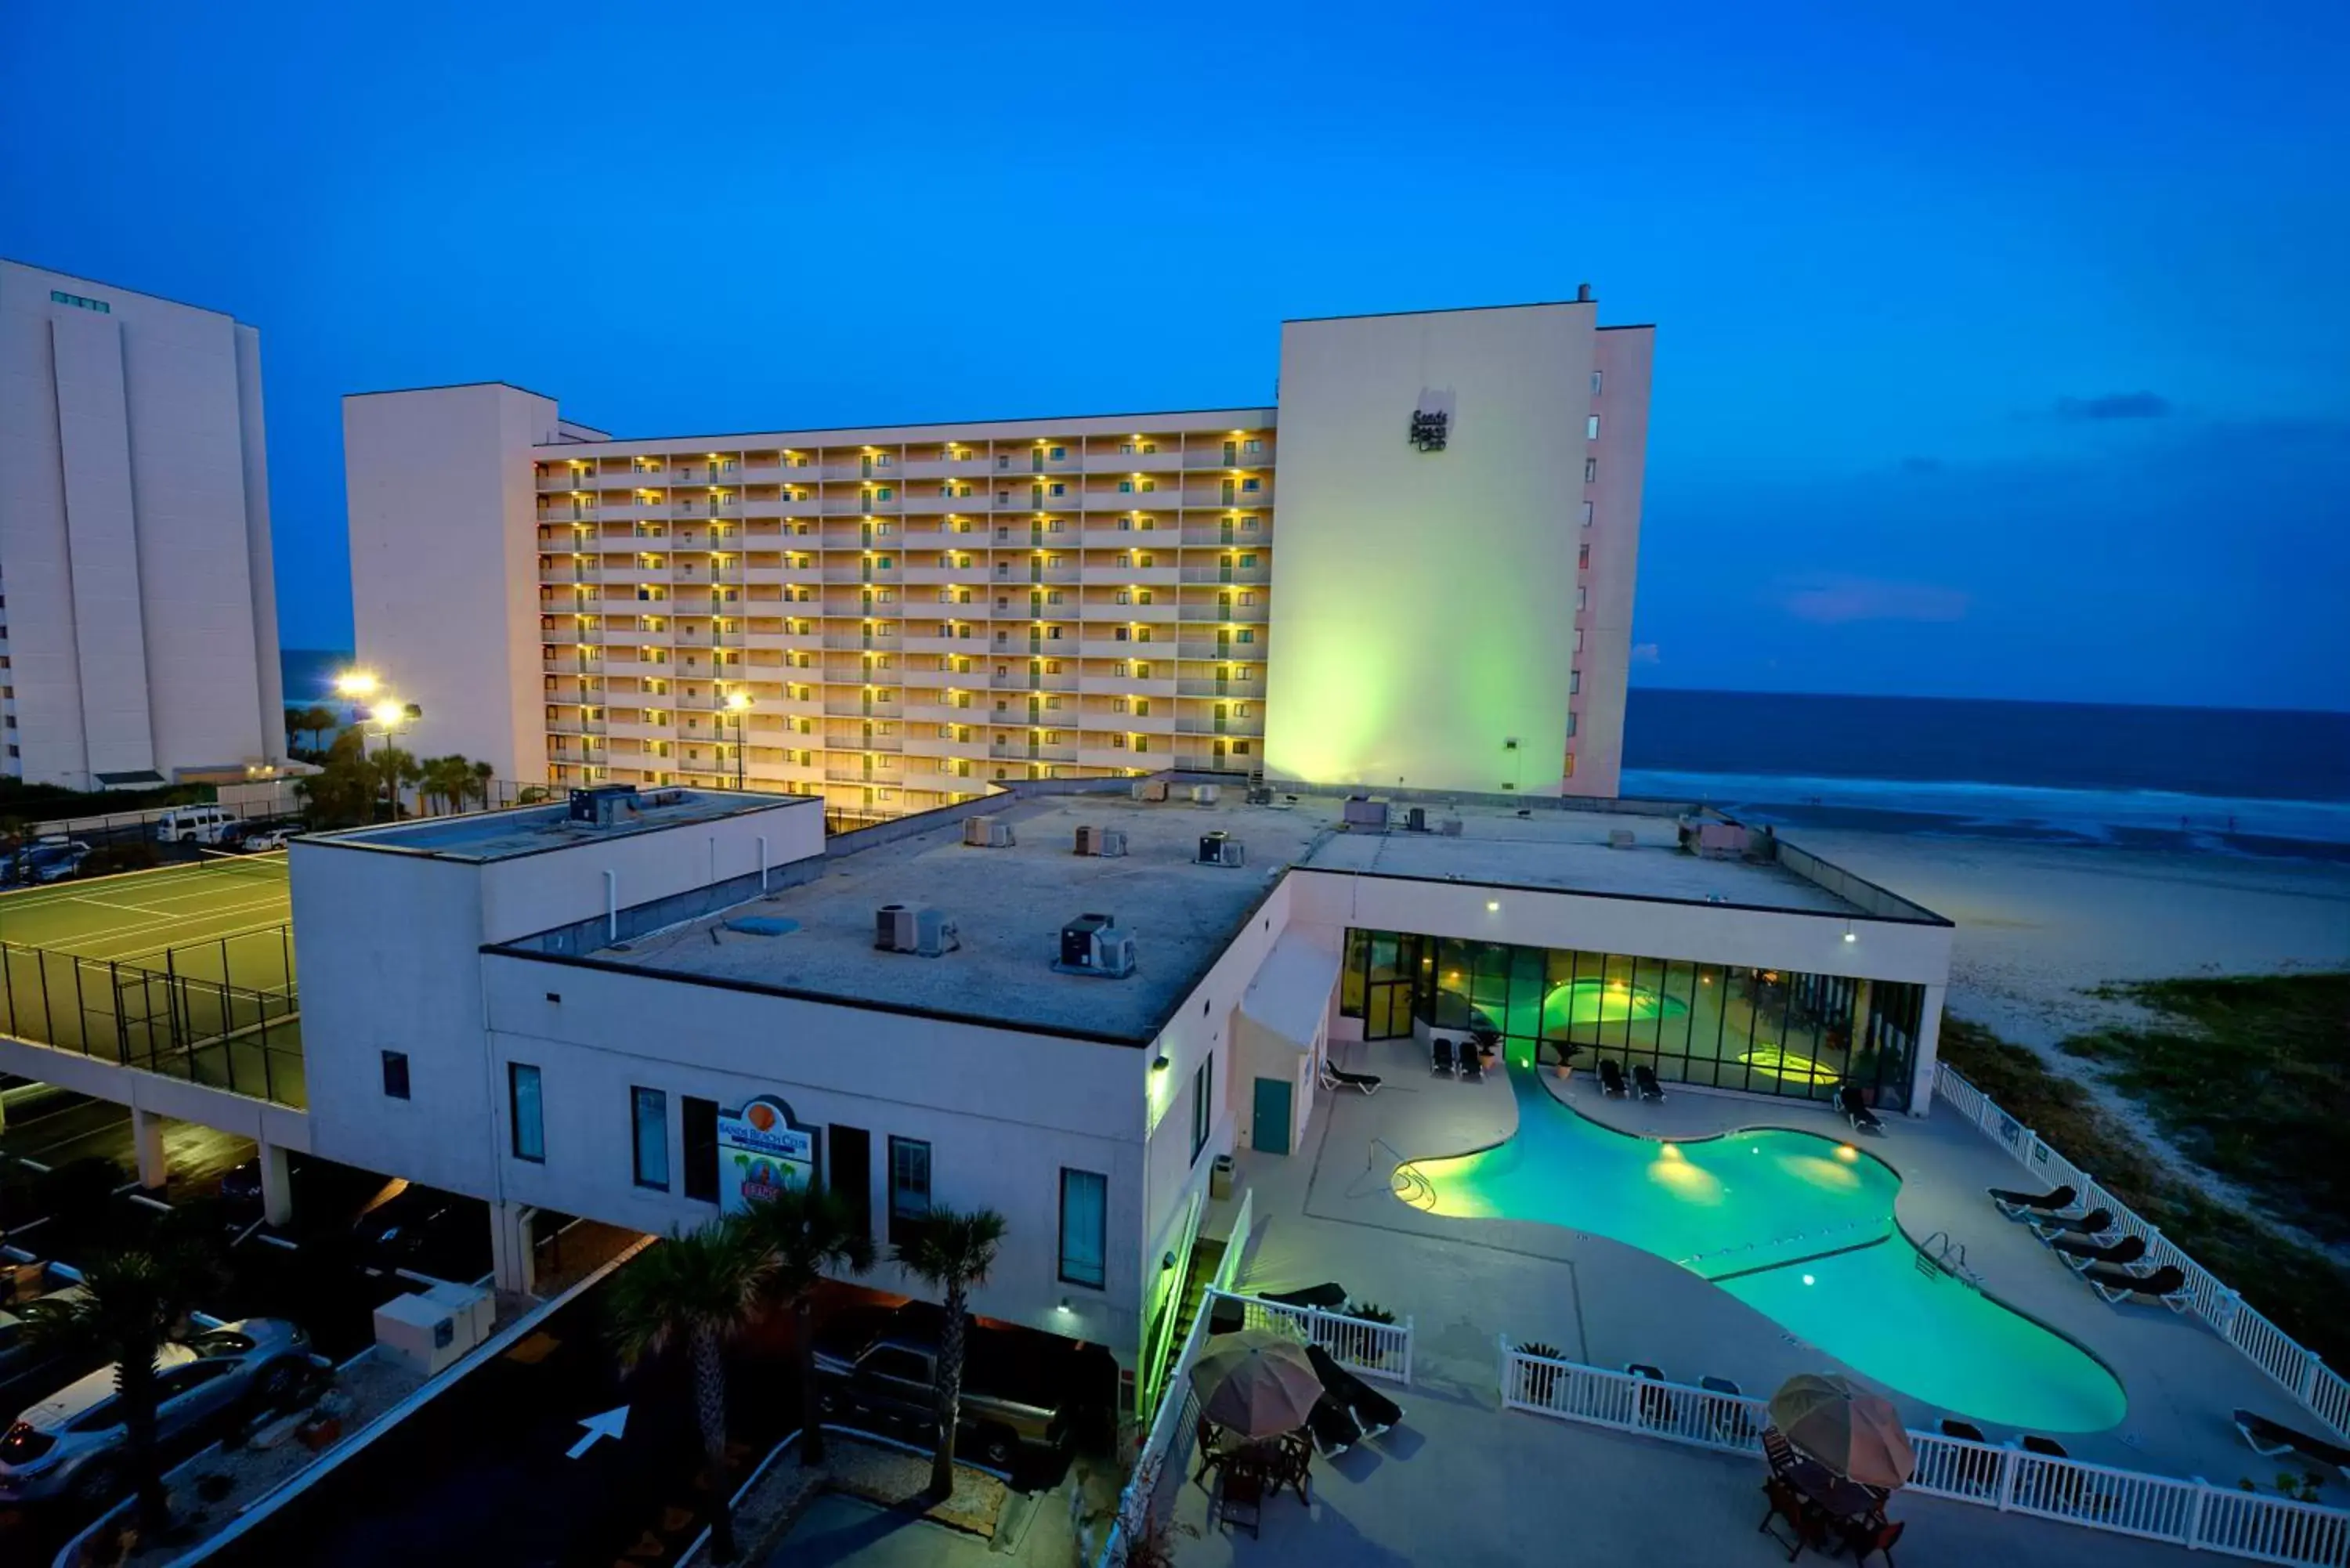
1587,415,1601,439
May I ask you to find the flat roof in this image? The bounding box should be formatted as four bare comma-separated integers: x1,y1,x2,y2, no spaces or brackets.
590,793,1323,1043
528,406,1279,453
309,788,815,863
571,788,1932,1043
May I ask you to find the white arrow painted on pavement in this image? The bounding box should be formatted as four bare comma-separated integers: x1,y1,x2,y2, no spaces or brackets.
567,1405,629,1459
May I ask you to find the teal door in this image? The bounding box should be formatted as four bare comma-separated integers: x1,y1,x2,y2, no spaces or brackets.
1252,1077,1292,1156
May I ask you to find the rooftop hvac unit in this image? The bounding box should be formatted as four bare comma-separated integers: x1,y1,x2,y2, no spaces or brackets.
1190,783,1220,805
1132,779,1170,802
1405,806,1428,833
1342,796,1390,832
1245,785,1274,806
568,784,641,826
1056,912,1136,978
1198,831,1246,868
1608,829,1637,849
1437,818,1464,836
1073,826,1128,857
876,904,960,956
963,815,1015,847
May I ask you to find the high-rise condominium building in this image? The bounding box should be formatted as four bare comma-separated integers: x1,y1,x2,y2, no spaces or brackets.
0,260,286,790
343,296,1649,818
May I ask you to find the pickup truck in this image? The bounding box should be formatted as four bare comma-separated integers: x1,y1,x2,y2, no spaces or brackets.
811,1301,1089,1469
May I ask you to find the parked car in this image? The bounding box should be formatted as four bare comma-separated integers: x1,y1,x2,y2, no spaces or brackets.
351,1182,487,1281
0,1318,311,1506
0,1286,93,1420
10,840,92,883
233,826,291,852
812,1301,1091,1469
151,806,239,845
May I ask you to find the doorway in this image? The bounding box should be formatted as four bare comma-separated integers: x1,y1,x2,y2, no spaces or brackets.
1251,1078,1292,1156
829,1124,871,1241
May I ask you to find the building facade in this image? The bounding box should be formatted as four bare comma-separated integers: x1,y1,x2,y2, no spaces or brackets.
0,260,285,789
342,294,1649,820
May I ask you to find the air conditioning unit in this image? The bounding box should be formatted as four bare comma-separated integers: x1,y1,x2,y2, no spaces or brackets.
963,815,1015,847
1342,796,1390,832
1190,783,1220,805
1198,831,1246,867
1131,779,1170,802
1437,817,1465,836
1245,785,1274,806
1405,806,1428,832
1608,828,1637,849
875,903,915,951
1073,826,1127,857
876,904,960,956
1056,912,1136,978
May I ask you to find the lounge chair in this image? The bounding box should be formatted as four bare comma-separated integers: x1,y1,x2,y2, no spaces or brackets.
1598,1059,1629,1097
2232,1410,2350,1479
1263,1281,1349,1312
1836,1082,1883,1133
2030,1207,2116,1242
1626,1364,1674,1426
1940,1418,1987,1442
1318,1058,1383,1096
1990,1183,2081,1219
1307,1343,1403,1437
1306,1392,1361,1457
1430,1038,1455,1077
1701,1375,1758,1447
2021,1434,2069,1458
1458,1045,1487,1083
1633,1063,1666,1102
1936,1418,2001,1496
2050,1232,2146,1273
2083,1262,2193,1310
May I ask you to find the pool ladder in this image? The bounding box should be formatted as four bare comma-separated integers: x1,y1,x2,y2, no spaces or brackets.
1917,1231,1975,1283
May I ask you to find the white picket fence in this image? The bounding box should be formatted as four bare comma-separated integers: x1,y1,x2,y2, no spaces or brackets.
1935,1063,2350,1439
1499,1343,2350,1567
1218,1288,1414,1386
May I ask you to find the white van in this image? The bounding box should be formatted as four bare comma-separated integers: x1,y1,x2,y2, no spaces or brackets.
152,806,239,845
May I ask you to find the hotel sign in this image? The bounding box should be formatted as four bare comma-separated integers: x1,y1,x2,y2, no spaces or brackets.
1408,409,1450,451
716,1093,817,1214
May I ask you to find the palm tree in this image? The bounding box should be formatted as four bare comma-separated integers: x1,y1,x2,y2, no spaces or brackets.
608,1219,774,1563
739,1184,873,1465
21,1242,219,1531
372,745,421,818
419,755,473,815
891,1206,1006,1498
470,759,496,809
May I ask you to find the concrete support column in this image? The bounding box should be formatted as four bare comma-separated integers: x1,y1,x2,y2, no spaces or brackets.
131,1106,168,1190
258,1141,294,1227
1910,982,1947,1118
489,1200,536,1295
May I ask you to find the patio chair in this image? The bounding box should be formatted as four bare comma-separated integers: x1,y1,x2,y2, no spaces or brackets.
1598,1058,1629,1097
2083,1262,2193,1310
1307,1392,1362,1457
1191,1414,1231,1485
2050,1232,2146,1273
1757,1475,1830,1562
1430,1038,1456,1077
1762,1425,1800,1476
1633,1063,1667,1102
1214,1460,1264,1538
1701,1375,1758,1447
1626,1364,1675,1427
1990,1183,2080,1219
2029,1207,2116,1242
2233,1409,2350,1479
1318,1058,1383,1095
1838,1516,1905,1566
1835,1082,1883,1133
1458,1045,1487,1083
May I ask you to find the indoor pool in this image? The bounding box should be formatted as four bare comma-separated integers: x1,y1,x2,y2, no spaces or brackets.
1443,977,1690,1041
1398,1071,2126,1432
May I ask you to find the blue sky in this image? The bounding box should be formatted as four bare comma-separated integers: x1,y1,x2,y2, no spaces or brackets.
5,1,2345,709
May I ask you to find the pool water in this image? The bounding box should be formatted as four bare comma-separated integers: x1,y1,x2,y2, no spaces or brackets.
1398,1071,2127,1432
1446,978,1690,1043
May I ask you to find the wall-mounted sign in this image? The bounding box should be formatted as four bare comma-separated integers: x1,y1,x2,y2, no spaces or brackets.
717,1094,817,1214
1408,409,1450,452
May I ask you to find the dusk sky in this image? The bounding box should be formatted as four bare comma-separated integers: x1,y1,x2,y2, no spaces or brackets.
5,2,2344,710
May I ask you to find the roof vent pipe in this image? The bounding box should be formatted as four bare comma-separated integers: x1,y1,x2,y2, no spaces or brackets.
604,869,617,942
1577,282,1593,302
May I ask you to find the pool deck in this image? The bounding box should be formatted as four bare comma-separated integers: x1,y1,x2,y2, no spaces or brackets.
1215,1039,2341,1509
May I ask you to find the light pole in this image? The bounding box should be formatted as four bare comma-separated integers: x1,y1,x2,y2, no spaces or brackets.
725,691,754,790
363,699,421,821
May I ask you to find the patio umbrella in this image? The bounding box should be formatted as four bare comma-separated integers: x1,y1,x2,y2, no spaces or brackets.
1190,1329,1324,1440
1768,1373,1915,1489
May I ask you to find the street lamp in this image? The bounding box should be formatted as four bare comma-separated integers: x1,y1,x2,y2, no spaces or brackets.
724,691,754,789
333,669,380,703
360,698,421,822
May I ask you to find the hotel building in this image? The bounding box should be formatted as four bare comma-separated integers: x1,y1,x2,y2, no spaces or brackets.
0,260,287,789
343,294,1651,818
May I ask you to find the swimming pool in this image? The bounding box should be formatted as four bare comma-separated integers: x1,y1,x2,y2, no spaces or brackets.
1397,1070,2127,1432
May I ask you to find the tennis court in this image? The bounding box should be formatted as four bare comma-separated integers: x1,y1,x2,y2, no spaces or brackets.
0,854,302,1107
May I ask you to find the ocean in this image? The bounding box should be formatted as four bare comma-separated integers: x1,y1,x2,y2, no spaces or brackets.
280,652,2350,849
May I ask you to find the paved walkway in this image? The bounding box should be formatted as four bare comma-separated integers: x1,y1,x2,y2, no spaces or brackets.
1231,1042,2337,1500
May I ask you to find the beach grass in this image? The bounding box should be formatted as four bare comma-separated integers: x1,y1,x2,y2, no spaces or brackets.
1938,1008,2350,1375
2062,973,2350,1245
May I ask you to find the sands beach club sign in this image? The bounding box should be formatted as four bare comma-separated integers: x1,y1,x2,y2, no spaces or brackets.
718,1094,817,1214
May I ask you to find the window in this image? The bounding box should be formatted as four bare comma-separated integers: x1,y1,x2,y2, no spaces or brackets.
1575,627,1585,653
1049,482,1066,497
1569,669,1582,696
1578,543,1590,571
381,1050,410,1100
1582,500,1594,526
1190,1053,1214,1162
683,1097,719,1202
1587,415,1601,439
1112,734,1127,749
1585,457,1598,483
888,1136,931,1242
1059,1169,1108,1289
49,289,110,313
1118,479,1134,494
509,1064,544,1162
1576,586,1588,611
1241,478,1260,493
1244,438,1264,454
631,1086,670,1189
1565,711,1579,739
1592,370,1603,395
1049,446,1067,461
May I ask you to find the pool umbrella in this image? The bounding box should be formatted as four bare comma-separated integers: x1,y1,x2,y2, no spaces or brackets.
1190,1329,1324,1440
1769,1373,1915,1489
